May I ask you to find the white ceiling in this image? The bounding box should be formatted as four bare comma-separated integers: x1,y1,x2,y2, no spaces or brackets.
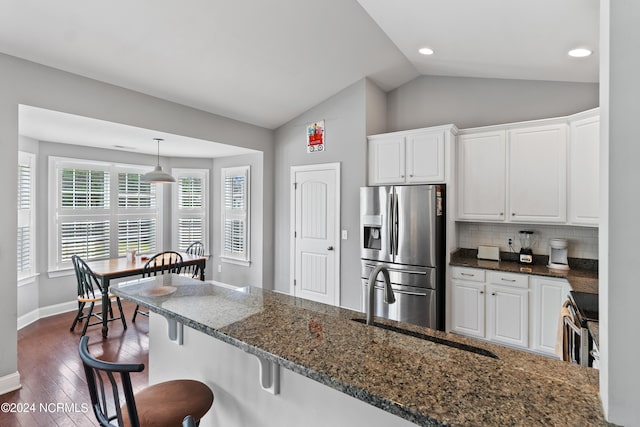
357,0,599,83
19,105,255,158
4,0,599,153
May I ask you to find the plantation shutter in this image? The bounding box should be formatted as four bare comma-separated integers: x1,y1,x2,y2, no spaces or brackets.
221,166,249,262
17,152,35,278
173,170,208,252
117,172,158,256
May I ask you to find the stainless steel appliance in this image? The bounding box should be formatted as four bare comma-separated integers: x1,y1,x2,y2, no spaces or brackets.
360,185,445,330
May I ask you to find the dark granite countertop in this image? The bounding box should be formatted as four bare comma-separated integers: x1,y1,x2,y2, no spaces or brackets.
111,274,604,426
450,249,599,294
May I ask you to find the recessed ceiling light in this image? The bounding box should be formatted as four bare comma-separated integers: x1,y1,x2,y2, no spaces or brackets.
418,47,434,56
568,48,592,58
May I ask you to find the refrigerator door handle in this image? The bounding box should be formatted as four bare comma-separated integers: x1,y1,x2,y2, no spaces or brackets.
393,192,399,256
387,190,394,255
364,263,427,275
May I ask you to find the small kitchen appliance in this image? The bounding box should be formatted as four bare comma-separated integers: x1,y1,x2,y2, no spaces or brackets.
518,230,535,264
548,238,570,270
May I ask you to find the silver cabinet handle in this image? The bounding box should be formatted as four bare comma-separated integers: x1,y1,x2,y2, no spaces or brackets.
512,213,516,216
499,212,504,216
479,291,484,294
327,246,334,251
461,272,474,277
501,278,516,282
409,174,413,177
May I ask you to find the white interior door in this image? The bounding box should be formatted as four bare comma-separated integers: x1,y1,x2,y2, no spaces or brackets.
291,164,340,306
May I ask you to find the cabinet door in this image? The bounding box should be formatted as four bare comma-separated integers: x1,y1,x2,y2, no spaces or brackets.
486,284,529,349
368,137,405,185
531,277,570,356
508,124,567,223
406,130,444,183
457,131,506,221
569,115,599,225
452,280,485,338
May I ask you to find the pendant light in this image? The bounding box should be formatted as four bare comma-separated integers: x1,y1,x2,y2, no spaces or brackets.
141,138,175,183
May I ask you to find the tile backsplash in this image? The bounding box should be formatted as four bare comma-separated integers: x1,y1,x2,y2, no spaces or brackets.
457,222,598,260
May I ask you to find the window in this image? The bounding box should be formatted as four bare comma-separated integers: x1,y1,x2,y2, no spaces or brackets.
172,169,209,252
18,151,36,281
49,158,161,272
221,166,250,265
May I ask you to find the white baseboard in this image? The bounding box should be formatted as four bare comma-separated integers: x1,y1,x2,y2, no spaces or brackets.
0,371,21,395
17,300,78,330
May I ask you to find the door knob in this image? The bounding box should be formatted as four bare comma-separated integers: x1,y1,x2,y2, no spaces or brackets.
327,246,334,251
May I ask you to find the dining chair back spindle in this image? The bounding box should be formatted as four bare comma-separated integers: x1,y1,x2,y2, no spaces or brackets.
184,241,205,279
132,251,183,322
70,255,127,336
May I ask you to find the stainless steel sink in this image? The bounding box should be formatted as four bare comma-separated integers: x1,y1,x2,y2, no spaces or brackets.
351,318,499,359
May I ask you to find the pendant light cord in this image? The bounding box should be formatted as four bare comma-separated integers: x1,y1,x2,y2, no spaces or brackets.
154,138,164,167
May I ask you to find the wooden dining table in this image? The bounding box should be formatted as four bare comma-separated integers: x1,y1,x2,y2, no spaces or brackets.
87,252,207,338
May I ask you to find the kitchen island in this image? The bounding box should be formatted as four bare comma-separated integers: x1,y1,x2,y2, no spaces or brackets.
111,275,604,426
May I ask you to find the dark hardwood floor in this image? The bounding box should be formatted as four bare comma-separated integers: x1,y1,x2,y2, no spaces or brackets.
0,300,149,427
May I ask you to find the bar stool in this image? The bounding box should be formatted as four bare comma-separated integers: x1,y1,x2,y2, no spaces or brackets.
79,336,214,427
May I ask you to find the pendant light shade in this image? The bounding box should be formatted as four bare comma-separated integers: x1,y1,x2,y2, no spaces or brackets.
141,138,175,183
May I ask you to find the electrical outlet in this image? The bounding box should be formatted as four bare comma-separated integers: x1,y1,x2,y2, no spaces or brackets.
508,238,513,246
217,264,222,273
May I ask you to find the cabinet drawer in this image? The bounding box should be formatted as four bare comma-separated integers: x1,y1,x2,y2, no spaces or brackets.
487,271,528,288
452,267,485,282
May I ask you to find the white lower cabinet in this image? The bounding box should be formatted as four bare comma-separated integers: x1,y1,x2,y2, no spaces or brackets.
452,280,485,338
486,284,529,348
531,277,570,356
452,267,569,356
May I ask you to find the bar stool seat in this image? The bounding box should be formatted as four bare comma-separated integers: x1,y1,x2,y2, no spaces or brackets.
121,379,213,427
79,336,213,427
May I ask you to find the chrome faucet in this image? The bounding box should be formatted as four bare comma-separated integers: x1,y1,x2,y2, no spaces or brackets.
366,265,396,325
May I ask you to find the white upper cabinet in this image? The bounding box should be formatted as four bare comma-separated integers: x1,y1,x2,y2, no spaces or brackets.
508,123,567,223
368,125,455,185
568,110,600,226
368,136,405,184
406,131,445,183
457,110,598,226
457,131,506,221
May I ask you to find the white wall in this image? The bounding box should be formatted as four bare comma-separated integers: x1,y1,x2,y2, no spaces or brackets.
386,75,599,132
601,0,640,424
273,79,369,310
457,222,598,260
0,52,274,385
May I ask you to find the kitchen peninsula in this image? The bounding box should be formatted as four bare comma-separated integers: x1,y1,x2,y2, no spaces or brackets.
111,275,604,427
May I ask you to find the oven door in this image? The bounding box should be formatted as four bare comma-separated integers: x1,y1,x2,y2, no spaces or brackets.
562,300,592,367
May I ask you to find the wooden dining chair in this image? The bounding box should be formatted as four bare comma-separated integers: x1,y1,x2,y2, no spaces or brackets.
70,255,127,336
132,251,183,322
79,336,213,427
184,241,205,279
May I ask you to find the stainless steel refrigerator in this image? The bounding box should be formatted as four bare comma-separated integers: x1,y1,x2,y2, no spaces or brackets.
360,184,445,330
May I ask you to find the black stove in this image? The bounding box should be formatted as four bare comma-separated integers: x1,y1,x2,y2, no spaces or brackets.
569,291,599,326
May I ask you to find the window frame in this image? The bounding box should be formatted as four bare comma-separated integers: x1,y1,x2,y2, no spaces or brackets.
18,151,36,284
220,165,250,266
48,156,163,274
172,168,209,254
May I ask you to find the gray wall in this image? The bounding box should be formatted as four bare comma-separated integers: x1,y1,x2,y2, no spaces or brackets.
0,52,274,382
211,152,265,287
386,75,599,131
602,1,640,424
273,79,368,310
